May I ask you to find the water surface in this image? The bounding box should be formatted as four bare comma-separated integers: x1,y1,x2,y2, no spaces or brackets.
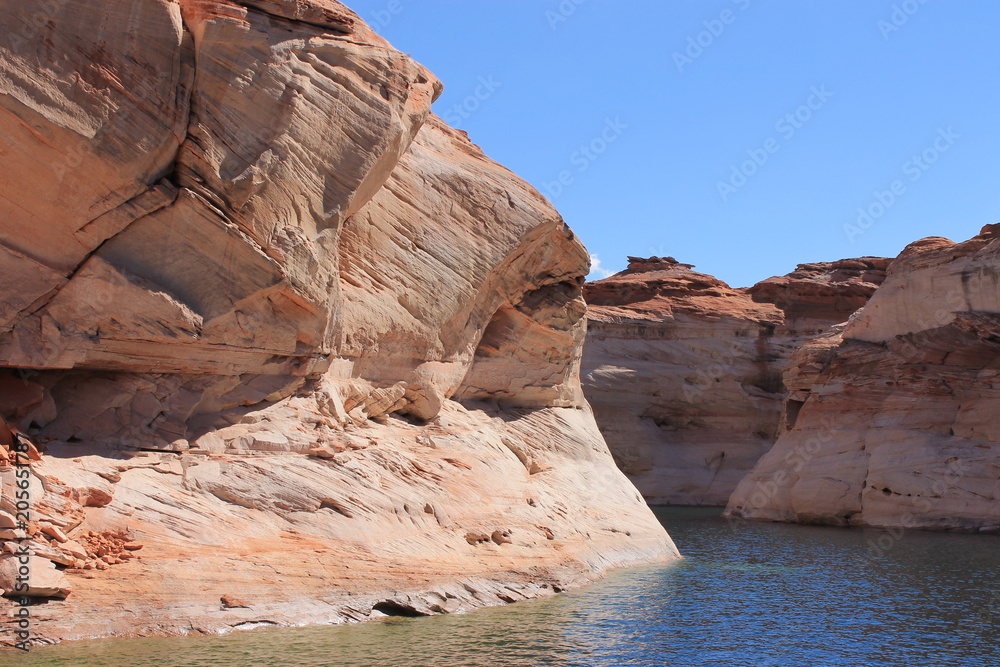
8,507,999,666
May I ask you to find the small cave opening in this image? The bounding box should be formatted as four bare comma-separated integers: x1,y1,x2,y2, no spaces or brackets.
372,601,427,617
750,370,785,395
784,399,805,431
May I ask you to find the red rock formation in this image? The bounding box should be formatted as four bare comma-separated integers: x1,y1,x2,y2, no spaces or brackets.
0,0,677,645
583,255,888,505
726,226,1000,531
747,258,894,333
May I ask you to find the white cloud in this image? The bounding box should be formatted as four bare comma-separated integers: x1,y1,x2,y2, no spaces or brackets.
587,254,615,281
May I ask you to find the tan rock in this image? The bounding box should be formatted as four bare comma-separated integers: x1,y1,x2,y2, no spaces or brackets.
61,540,91,561
307,446,338,459
583,256,887,505
401,383,444,422
22,540,76,567
220,593,250,609
0,0,191,332
844,228,1000,344
727,226,1000,530
0,0,439,379
490,529,513,545
0,376,46,422
0,0,676,646
39,522,69,543
0,554,71,598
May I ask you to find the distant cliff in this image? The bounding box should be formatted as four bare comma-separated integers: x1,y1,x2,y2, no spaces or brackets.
0,0,676,644
582,256,888,505
727,226,1000,531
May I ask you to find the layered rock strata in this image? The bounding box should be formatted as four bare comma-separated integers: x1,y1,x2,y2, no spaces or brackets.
583,256,888,505
0,0,676,645
726,227,1000,531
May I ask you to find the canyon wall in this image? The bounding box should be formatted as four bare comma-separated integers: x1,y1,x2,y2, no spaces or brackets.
583,256,888,505
726,227,1000,531
0,0,677,645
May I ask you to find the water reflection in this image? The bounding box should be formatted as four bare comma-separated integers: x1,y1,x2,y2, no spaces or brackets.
9,507,999,667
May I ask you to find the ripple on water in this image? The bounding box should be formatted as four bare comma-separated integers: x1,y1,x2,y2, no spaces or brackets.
6,507,999,667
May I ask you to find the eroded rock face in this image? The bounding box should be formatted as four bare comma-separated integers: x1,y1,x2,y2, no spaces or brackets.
582,256,888,505
338,114,589,408
0,0,676,644
726,226,1000,531
1,0,440,376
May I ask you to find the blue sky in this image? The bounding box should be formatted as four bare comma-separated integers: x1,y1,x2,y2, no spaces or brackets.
346,1,1000,286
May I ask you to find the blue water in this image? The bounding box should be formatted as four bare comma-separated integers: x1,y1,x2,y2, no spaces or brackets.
6,507,999,666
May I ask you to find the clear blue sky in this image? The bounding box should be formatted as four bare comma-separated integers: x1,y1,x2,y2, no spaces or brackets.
346,1,1000,286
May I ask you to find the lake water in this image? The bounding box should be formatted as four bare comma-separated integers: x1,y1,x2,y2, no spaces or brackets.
8,507,999,666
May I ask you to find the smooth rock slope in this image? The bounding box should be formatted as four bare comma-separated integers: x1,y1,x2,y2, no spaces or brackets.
726,226,1000,530
583,256,888,505
0,0,677,645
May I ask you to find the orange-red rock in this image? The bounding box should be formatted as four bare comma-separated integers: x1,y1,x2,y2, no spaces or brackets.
583,256,888,505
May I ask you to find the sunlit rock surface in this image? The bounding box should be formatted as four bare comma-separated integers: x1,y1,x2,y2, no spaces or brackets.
583,256,888,505
0,0,676,644
727,226,1000,531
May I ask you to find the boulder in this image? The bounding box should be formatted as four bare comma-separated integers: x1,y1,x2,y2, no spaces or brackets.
0,554,71,598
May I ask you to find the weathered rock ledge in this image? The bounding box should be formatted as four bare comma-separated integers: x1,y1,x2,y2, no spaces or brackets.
726,226,1000,531
0,0,676,646
582,255,888,505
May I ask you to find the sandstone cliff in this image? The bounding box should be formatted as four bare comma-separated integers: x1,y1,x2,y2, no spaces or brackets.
0,0,677,645
726,226,1000,531
583,256,888,505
